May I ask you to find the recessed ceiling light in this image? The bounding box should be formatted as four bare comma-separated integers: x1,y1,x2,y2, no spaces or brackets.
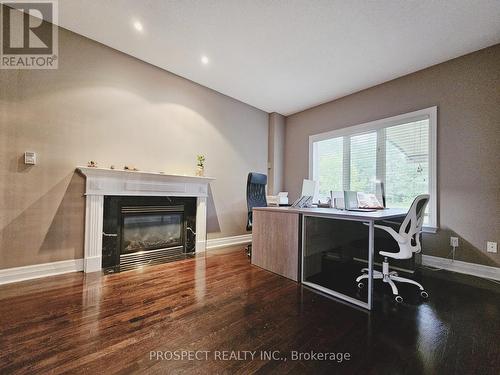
133,21,143,32
201,55,209,65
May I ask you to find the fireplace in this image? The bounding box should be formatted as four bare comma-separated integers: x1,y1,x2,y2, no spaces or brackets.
102,196,197,272
121,205,184,254
77,167,214,273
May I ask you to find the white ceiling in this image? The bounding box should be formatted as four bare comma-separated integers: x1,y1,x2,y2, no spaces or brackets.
57,0,500,115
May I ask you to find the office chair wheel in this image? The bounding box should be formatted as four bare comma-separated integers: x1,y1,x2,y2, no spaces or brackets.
357,282,365,289
395,295,403,303
420,290,429,299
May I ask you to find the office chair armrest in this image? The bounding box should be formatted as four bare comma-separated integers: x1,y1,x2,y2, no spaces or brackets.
373,224,406,244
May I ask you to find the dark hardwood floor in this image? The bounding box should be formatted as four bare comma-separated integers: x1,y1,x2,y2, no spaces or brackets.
1,247,499,374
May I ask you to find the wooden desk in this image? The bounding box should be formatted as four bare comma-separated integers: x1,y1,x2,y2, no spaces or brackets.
251,206,407,309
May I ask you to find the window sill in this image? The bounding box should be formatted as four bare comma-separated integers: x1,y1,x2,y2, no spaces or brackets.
422,226,438,234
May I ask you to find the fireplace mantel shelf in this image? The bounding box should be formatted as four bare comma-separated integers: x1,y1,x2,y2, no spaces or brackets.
77,166,215,182
76,167,215,181
76,166,214,197
76,166,214,273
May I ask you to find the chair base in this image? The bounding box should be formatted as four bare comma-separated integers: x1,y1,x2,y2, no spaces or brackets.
246,243,252,258
356,259,428,303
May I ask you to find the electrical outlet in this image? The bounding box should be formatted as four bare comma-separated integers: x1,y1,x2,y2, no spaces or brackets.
450,237,459,247
487,241,497,253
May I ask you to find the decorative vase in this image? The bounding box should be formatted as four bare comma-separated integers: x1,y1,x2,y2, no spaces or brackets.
196,165,204,177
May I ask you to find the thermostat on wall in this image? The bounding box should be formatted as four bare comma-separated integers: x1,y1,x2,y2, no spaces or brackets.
24,151,37,165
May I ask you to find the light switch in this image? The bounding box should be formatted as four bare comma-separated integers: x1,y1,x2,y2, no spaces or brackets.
24,151,36,165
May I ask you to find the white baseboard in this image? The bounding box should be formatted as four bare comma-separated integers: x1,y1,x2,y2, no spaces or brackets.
0,258,84,285
0,234,253,285
422,255,500,281
206,234,252,250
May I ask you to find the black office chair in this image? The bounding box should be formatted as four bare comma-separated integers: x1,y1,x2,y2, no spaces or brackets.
246,172,267,257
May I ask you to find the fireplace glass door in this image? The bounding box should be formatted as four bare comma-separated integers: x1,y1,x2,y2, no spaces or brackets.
121,212,183,255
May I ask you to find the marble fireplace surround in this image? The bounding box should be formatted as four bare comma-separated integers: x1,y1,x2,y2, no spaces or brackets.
77,167,215,273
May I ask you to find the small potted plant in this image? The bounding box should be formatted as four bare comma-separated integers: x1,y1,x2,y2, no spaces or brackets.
196,155,206,176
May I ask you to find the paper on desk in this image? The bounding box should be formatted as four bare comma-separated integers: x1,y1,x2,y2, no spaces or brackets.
357,192,383,209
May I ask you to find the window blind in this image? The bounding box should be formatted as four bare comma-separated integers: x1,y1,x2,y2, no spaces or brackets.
312,116,433,225
350,132,377,194
316,137,343,196
384,120,429,209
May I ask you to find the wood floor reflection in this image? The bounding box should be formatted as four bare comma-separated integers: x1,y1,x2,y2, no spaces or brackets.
1,246,498,374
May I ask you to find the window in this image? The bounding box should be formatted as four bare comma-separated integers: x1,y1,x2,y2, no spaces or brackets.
310,107,437,231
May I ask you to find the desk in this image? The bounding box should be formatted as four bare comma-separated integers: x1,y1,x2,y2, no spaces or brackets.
251,206,407,310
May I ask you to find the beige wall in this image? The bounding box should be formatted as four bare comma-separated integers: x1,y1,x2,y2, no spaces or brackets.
267,112,286,195
0,27,268,269
284,45,500,267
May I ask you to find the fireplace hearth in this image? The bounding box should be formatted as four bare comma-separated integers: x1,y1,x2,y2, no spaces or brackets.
102,196,197,272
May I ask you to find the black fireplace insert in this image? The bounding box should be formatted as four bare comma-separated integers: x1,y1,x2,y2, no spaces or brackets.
102,196,197,272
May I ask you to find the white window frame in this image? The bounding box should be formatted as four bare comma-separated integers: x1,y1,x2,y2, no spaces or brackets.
309,106,438,232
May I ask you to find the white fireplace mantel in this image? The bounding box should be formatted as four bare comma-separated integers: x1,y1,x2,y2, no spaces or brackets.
77,167,215,273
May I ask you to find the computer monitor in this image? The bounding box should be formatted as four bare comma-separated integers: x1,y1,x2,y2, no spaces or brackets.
344,191,359,210
301,179,319,203
375,181,386,208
